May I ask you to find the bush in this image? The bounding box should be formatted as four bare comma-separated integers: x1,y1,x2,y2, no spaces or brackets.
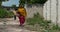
7,11,14,18
0,8,13,18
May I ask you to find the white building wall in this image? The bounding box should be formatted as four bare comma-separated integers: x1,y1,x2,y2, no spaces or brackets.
43,0,60,24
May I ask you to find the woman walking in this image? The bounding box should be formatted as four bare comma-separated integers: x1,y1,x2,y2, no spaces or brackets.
17,5,27,26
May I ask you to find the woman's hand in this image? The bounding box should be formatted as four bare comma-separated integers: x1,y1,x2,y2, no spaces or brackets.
16,14,20,17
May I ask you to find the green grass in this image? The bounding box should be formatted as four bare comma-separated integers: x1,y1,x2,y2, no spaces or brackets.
26,12,60,32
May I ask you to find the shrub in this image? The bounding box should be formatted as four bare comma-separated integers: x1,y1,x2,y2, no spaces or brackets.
0,8,13,18
7,11,14,18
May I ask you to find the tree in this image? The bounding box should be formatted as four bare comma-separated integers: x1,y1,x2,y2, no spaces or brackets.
0,0,9,7
19,0,25,6
12,5,16,9
19,0,48,6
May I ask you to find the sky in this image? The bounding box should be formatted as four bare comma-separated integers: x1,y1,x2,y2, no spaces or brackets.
2,0,19,7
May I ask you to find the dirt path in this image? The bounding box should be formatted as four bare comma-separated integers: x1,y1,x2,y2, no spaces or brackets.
0,18,37,32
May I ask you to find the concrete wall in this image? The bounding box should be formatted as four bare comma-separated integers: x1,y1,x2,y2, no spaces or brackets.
43,0,60,24
25,4,43,18
24,0,60,25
